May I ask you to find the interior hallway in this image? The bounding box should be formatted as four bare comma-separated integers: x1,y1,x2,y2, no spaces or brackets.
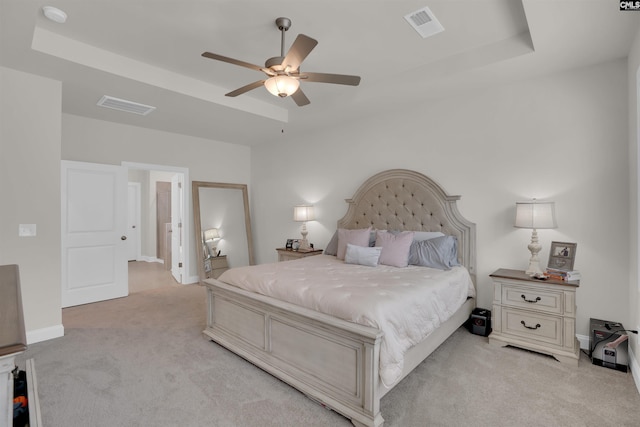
128,260,178,294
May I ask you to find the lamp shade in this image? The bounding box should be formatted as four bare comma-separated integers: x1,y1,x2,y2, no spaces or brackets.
203,228,220,241
264,75,300,98
293,205,315,222
514,200,557,229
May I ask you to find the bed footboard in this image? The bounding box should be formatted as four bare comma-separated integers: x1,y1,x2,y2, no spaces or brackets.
203,279,385,427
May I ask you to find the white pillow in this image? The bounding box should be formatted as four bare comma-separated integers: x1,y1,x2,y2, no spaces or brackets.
345,244,382,267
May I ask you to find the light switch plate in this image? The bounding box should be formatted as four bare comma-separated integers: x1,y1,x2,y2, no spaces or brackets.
19,224,36,237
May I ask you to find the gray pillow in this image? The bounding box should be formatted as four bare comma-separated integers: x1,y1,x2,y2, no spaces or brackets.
325,228,377,254
408,235,460,270
324,230,338,256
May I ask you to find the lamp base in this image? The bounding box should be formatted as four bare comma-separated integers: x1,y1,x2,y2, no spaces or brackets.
298,238,311,251
299,222,311,251
525,228,543,276
525,261,544,276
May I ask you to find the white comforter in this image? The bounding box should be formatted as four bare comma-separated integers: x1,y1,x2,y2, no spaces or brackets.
217,254,475,387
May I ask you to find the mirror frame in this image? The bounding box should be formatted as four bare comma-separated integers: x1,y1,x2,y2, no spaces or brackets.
192,181,255,281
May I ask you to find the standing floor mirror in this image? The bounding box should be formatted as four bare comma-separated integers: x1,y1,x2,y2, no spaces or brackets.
192,181,255,281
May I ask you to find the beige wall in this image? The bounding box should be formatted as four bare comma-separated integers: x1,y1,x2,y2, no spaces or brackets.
1,68,252,341
62,113,252,281
0,67,62,342
627,26,640,384
251,59,629,339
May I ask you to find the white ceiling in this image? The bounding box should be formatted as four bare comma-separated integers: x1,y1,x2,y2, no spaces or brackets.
1,0,639,146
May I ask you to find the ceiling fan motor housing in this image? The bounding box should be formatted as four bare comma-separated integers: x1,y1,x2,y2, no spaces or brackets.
265,56,286,71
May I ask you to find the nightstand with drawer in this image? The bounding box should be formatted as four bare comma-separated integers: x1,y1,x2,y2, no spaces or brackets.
276,248,323,262
488,268,580,365
204,255,229,279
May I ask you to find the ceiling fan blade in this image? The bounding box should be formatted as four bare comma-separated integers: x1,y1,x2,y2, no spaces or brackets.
202,52,263,72
302,72,361,86
282,34,318,71
291,89,310,106
225,80,266,97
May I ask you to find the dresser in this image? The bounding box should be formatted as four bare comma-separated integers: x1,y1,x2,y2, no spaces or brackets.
203,256,229,279
276,248,323,262
488,268,580,365
1,265,40,427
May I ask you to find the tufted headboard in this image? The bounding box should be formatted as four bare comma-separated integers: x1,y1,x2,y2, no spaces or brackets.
337,169,476,280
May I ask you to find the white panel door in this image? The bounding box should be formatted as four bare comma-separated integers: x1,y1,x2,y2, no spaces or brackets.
61,160,128,307
170,174,183,283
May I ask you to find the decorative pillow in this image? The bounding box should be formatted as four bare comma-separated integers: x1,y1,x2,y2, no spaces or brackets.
324,230,339,256
337,227,372,260
408,235,460,270
345,244,382,267
375,230,414,268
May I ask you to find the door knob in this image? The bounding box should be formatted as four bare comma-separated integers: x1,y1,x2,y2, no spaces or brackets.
121,236,127,240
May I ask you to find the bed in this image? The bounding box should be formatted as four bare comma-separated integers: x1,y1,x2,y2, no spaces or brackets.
202,169,476,427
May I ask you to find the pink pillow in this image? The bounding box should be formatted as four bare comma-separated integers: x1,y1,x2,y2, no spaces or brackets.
337,227,372,260
375,230,415,267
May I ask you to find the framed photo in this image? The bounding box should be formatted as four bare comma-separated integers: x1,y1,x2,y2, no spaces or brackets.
285,239,294,250
547,241,577,271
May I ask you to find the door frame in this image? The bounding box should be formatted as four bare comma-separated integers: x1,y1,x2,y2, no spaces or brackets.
122,162,191,284
127,182,142,261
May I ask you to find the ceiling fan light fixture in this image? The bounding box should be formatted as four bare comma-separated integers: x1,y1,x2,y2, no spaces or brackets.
264,75,299,98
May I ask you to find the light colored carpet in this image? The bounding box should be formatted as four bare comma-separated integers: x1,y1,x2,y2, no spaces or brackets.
128,260,177,294
17,281,640,427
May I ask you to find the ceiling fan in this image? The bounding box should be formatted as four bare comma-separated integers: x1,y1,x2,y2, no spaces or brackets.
201,17,361,106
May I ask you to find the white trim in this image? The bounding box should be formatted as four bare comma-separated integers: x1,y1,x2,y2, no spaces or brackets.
27,324,64,344
630,345,640,395
637,69,640,293
127,182,142,261
185,274,200,285
576,333,589,350
139,256,164,264
122,162,190,285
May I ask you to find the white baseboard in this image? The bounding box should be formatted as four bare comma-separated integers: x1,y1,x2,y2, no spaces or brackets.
576,334,589,350
27,324,64,344
630,346,640,395
138,256,163,264
185,274,200,284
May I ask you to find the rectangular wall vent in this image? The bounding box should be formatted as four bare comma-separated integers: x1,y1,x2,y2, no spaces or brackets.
97,95,156,116
404,6,444,39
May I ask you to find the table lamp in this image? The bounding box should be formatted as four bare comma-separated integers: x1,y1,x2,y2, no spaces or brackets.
293,205,315,251
514,200,557,276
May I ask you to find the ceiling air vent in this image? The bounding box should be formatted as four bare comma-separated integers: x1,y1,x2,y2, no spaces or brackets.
97,95,156,116
404,6,444,39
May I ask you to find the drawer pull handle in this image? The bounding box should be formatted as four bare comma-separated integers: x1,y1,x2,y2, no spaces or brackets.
521,294,541,303
521,320,541,330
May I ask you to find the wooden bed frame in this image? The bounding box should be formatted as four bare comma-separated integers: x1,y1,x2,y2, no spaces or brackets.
202,169,476,427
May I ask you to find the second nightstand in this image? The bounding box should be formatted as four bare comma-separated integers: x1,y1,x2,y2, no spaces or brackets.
204,255,229,279
489,268,580,365
276,248,323,262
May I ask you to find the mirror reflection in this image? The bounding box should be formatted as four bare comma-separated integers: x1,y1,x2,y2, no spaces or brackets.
192,181,254,281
